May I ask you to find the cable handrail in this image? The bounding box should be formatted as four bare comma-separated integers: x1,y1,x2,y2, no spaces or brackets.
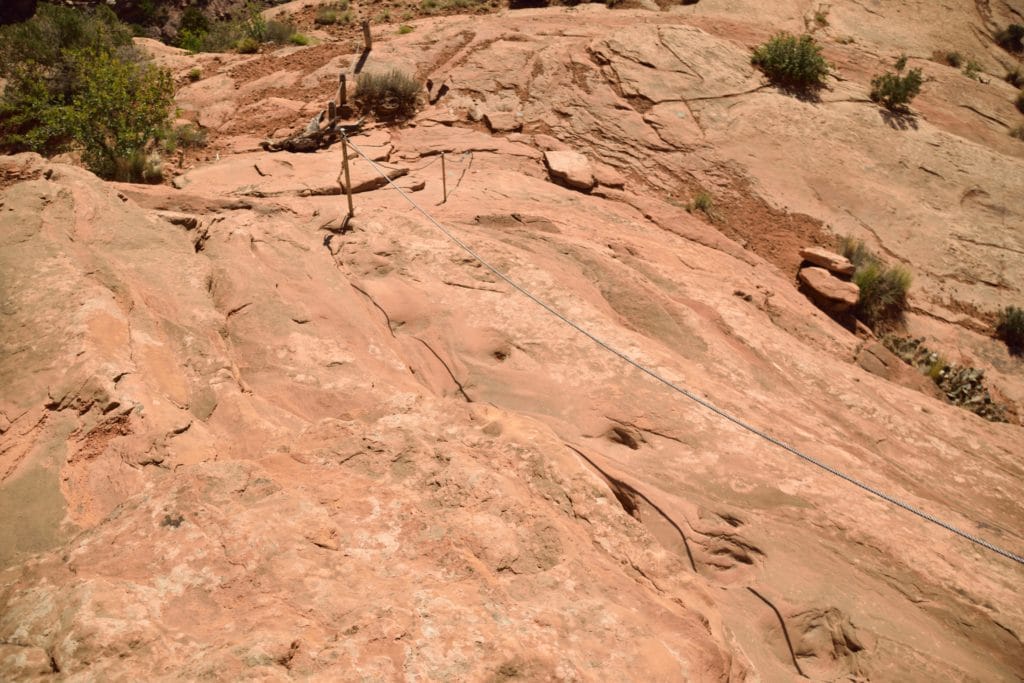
341,134,1024,567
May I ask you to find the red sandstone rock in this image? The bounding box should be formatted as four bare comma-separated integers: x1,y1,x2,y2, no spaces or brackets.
799,266,860,311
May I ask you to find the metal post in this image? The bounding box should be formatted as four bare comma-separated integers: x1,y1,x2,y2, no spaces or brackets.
441,152,447,204
361,20,372,52
338,72,347,107
341,137,355,218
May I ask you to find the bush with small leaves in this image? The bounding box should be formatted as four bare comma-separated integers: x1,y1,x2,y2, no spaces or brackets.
996,306,1024,354
236,36,259,53
944,51,963,68
840,237,912,328
870,56,923,111
398,24,415,34
188,67,202,82
289,33,310,46
355,69,421,119
751,32,831,94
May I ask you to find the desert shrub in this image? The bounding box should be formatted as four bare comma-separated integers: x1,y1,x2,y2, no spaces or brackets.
995,24,1024,53
265,19,295,44
315,1,352,24
236,36,260,53
840,237,912,328
1006,67,1023,88
870,56,923,111
996,306,1024,354
398,24,415,34
688,191,714,214
963,58,982,80
355,69,421,119
164,122,207,151
289,33,310,45
0,4,173,182
188,67,202,82
63,49,174,181
751,32,831,94
944,51,963,68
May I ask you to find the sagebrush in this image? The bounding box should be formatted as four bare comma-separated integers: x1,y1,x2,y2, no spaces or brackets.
355,69,421,119
751,32,831,94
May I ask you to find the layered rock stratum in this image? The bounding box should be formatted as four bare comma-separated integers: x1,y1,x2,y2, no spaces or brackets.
2,1,1023,680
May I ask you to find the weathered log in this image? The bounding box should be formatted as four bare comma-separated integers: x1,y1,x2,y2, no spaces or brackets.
261,116,365,153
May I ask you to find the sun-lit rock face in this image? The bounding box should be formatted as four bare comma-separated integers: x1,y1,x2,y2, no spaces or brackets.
2,2,1023,679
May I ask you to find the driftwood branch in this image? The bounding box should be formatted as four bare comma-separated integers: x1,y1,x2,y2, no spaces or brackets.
261,111,365,153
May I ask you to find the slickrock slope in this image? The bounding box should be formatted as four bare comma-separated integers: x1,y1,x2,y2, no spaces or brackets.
3,2,1024,680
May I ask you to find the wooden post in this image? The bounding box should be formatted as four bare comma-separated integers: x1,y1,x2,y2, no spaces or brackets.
441,152,447,204
341,137,355,218
328,101,336,122
361,20,372,52
338,72,347,107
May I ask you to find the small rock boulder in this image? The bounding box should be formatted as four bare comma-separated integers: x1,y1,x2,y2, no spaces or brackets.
856,341,945,399
483,112,522,133
799,267,859,312
544,150,595,192
800,247,855,277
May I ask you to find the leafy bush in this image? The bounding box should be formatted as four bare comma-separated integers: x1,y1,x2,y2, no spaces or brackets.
870,56,923,111
943,51,963,68
355,69,421,119
996,306,1024,354
63,49,174,181
840,236,912,328
188,67,202,82
289,33,310,46
995,24,1024,53
0,4,174,182
398,24,415,34
751,32,831,94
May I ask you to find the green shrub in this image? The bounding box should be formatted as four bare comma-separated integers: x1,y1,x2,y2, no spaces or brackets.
315,5,353,25
164,122,207,151
963,58,982,80
751,32,831,94
944,51,963,68
377,9,392,22
63,49,174,182
0,4,173,182
355,69,422,119
840,237,912,328
265,19,295,44
188,67,202,82
398,24,415,34
236,36,260,54
688,191,713,214
996,306,1024,353
995,24,1024,53
289,33,310,46
870,56,923,111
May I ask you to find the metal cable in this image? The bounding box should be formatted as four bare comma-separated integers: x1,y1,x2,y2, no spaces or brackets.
342,136,1024,567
